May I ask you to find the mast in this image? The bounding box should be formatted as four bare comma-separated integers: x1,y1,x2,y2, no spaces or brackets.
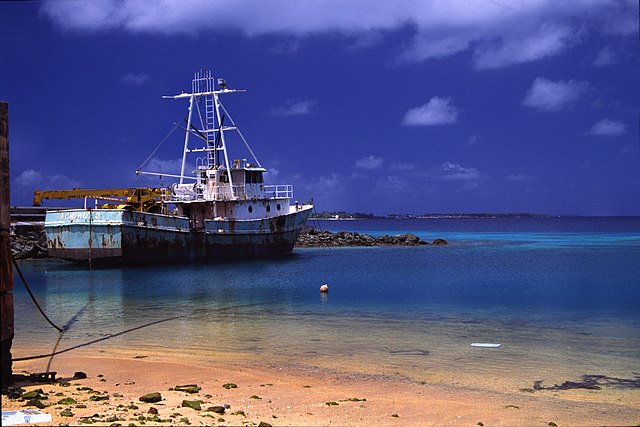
179,95,194,184
156,70,264,198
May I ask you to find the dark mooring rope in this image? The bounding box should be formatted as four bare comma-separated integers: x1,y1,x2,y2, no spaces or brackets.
12,258,63,333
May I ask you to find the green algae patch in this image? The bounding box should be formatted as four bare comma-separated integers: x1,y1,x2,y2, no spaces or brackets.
174,384,201,394
60,409,74,417
222,383,238,389
89,394,109,401
22,389,46,400
139,392,162,403
181,399,203,410
58,397,77,405
24,399,46,409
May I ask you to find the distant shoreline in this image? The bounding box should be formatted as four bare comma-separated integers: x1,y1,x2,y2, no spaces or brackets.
311,214,640,219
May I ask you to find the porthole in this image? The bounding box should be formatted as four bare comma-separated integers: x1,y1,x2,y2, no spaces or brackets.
248,206,253,213
276,204,281,211
266,205,271,212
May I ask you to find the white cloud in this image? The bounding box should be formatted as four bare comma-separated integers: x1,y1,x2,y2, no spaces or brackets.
593,45,618,67
375,175,406,191
587,119,627,137
16,169,80,190
523,77,589,112
355,155,384,170
473,21,578,70
121,72,150,84
271,100,316,117
402,97,458,126
346,30,384,50
466,134,481,147
263,167,279,182
15,169,43,187
40,0,638,69
142,157,183,174
306,173,342,194
437,161,481,181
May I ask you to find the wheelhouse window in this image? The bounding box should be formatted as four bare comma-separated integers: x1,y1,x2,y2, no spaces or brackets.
245,171,264,184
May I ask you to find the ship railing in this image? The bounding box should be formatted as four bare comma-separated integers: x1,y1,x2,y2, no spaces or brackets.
165,184,293,202
264,185,293,200
210,185,292,200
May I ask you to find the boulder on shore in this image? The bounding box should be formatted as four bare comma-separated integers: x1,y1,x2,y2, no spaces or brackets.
296,227,446,247
10,223,48,259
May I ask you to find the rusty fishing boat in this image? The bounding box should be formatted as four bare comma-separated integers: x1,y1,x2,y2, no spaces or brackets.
40,70,313,263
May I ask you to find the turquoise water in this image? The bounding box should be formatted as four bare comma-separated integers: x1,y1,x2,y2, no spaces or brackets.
11,217,640,396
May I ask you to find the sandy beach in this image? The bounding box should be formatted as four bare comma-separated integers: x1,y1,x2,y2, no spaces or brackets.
4,350,639,426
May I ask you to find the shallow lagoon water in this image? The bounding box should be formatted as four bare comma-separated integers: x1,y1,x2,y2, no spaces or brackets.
11,217,640,400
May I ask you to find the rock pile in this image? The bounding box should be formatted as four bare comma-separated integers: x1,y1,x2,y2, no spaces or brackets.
10,223,47,259
296,227,446,247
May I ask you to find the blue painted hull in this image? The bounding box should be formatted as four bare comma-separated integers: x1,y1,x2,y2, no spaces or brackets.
45,207,312,264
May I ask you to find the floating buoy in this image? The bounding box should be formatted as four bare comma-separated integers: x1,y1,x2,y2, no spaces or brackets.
319,284,329,293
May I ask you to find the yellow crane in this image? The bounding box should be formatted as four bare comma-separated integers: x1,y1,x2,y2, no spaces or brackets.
33,187,168,213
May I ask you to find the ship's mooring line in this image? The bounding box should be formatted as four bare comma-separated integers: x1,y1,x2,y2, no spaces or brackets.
12,315,184,362
12,300,279,362
12,258,63,333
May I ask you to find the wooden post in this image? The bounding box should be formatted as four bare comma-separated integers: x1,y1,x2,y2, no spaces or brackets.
0,101,14,385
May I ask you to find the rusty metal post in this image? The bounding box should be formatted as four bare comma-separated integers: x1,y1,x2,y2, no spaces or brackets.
0,101,14,385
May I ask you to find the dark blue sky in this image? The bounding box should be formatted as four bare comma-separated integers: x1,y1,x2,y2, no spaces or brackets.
1,0,638,215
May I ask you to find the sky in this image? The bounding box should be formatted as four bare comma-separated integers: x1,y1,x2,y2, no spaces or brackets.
1,0,638,216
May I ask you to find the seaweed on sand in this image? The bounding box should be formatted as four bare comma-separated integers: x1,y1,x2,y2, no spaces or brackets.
533,374,640,391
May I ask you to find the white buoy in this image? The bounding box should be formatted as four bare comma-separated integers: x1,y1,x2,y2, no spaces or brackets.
319,284,329,293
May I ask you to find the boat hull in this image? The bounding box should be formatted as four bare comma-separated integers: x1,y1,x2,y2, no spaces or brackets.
45,207,312,264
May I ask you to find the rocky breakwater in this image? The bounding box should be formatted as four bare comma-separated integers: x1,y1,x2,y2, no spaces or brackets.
296,227,447,247
10,223,48,260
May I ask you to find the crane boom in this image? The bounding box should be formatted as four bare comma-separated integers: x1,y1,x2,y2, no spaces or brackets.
33,188,131,206
33,187,168,213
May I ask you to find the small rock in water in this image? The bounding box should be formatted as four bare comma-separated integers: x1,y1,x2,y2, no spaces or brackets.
319,284,329,293
73,372,88,379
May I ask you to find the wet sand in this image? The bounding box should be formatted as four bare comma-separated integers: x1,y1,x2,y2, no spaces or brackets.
4,352,640,426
